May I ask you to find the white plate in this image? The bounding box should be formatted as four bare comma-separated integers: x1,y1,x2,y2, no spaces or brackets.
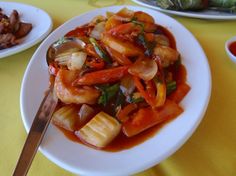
20,5,211,176
0,2,52,58
132,0,236,20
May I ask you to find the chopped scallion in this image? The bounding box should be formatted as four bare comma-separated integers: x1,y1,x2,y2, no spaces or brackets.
166,81,176,95
89,38,112,64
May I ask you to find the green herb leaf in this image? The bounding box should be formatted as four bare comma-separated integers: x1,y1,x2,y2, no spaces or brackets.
97,83,120,106
98,91,108,106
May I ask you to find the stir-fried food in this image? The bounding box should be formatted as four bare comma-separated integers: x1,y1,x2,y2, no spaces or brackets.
48,8,190,150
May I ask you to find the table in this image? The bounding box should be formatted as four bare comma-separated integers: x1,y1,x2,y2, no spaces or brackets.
1,0,236,175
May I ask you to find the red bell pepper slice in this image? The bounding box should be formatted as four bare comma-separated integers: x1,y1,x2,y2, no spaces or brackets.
73,66,129,86
168,83,190,103
122,99,183,137
117,103,138,122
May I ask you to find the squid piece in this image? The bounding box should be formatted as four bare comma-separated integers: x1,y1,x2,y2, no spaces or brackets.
52,105,78,131
75,111,121,148
102,34,143,57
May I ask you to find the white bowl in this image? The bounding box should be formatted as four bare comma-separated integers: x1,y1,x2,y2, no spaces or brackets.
20,5,211,176
225,36,236,63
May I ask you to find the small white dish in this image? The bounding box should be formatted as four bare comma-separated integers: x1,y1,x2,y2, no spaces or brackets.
20,5,211,176
225,36,236,63
0,2,53,58
132,0,236,20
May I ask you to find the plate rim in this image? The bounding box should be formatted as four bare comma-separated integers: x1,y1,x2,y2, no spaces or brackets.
20,5,212,176
0,2,53,58
132,0,236,20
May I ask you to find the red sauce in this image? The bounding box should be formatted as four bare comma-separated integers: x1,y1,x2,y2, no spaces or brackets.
175,65,187,85
229,41,236,56
55,64,187,152
58,119,165,152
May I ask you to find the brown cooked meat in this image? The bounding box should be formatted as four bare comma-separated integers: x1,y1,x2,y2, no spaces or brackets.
15,22,32,38
0,8,32,50
9,10,20,33
0,33,18,49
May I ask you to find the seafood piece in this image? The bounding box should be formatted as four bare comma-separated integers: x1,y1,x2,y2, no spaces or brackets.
153,45,179,67
75,111,121,148
54,69,100,104
102,34,143,57
52,105,78,131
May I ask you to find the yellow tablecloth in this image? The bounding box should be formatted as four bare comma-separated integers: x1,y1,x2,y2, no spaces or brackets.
1,0,236,175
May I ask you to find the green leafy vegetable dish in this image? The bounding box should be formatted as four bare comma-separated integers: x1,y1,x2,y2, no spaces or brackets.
156,0,236,13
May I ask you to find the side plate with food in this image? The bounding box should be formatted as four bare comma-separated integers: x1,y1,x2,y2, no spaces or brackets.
20,5,211,176
0,2,52,58
132,0,236,20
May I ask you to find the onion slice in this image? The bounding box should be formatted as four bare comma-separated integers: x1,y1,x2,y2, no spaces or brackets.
128,57,158,81
78,104,95,125
90,22,105,40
